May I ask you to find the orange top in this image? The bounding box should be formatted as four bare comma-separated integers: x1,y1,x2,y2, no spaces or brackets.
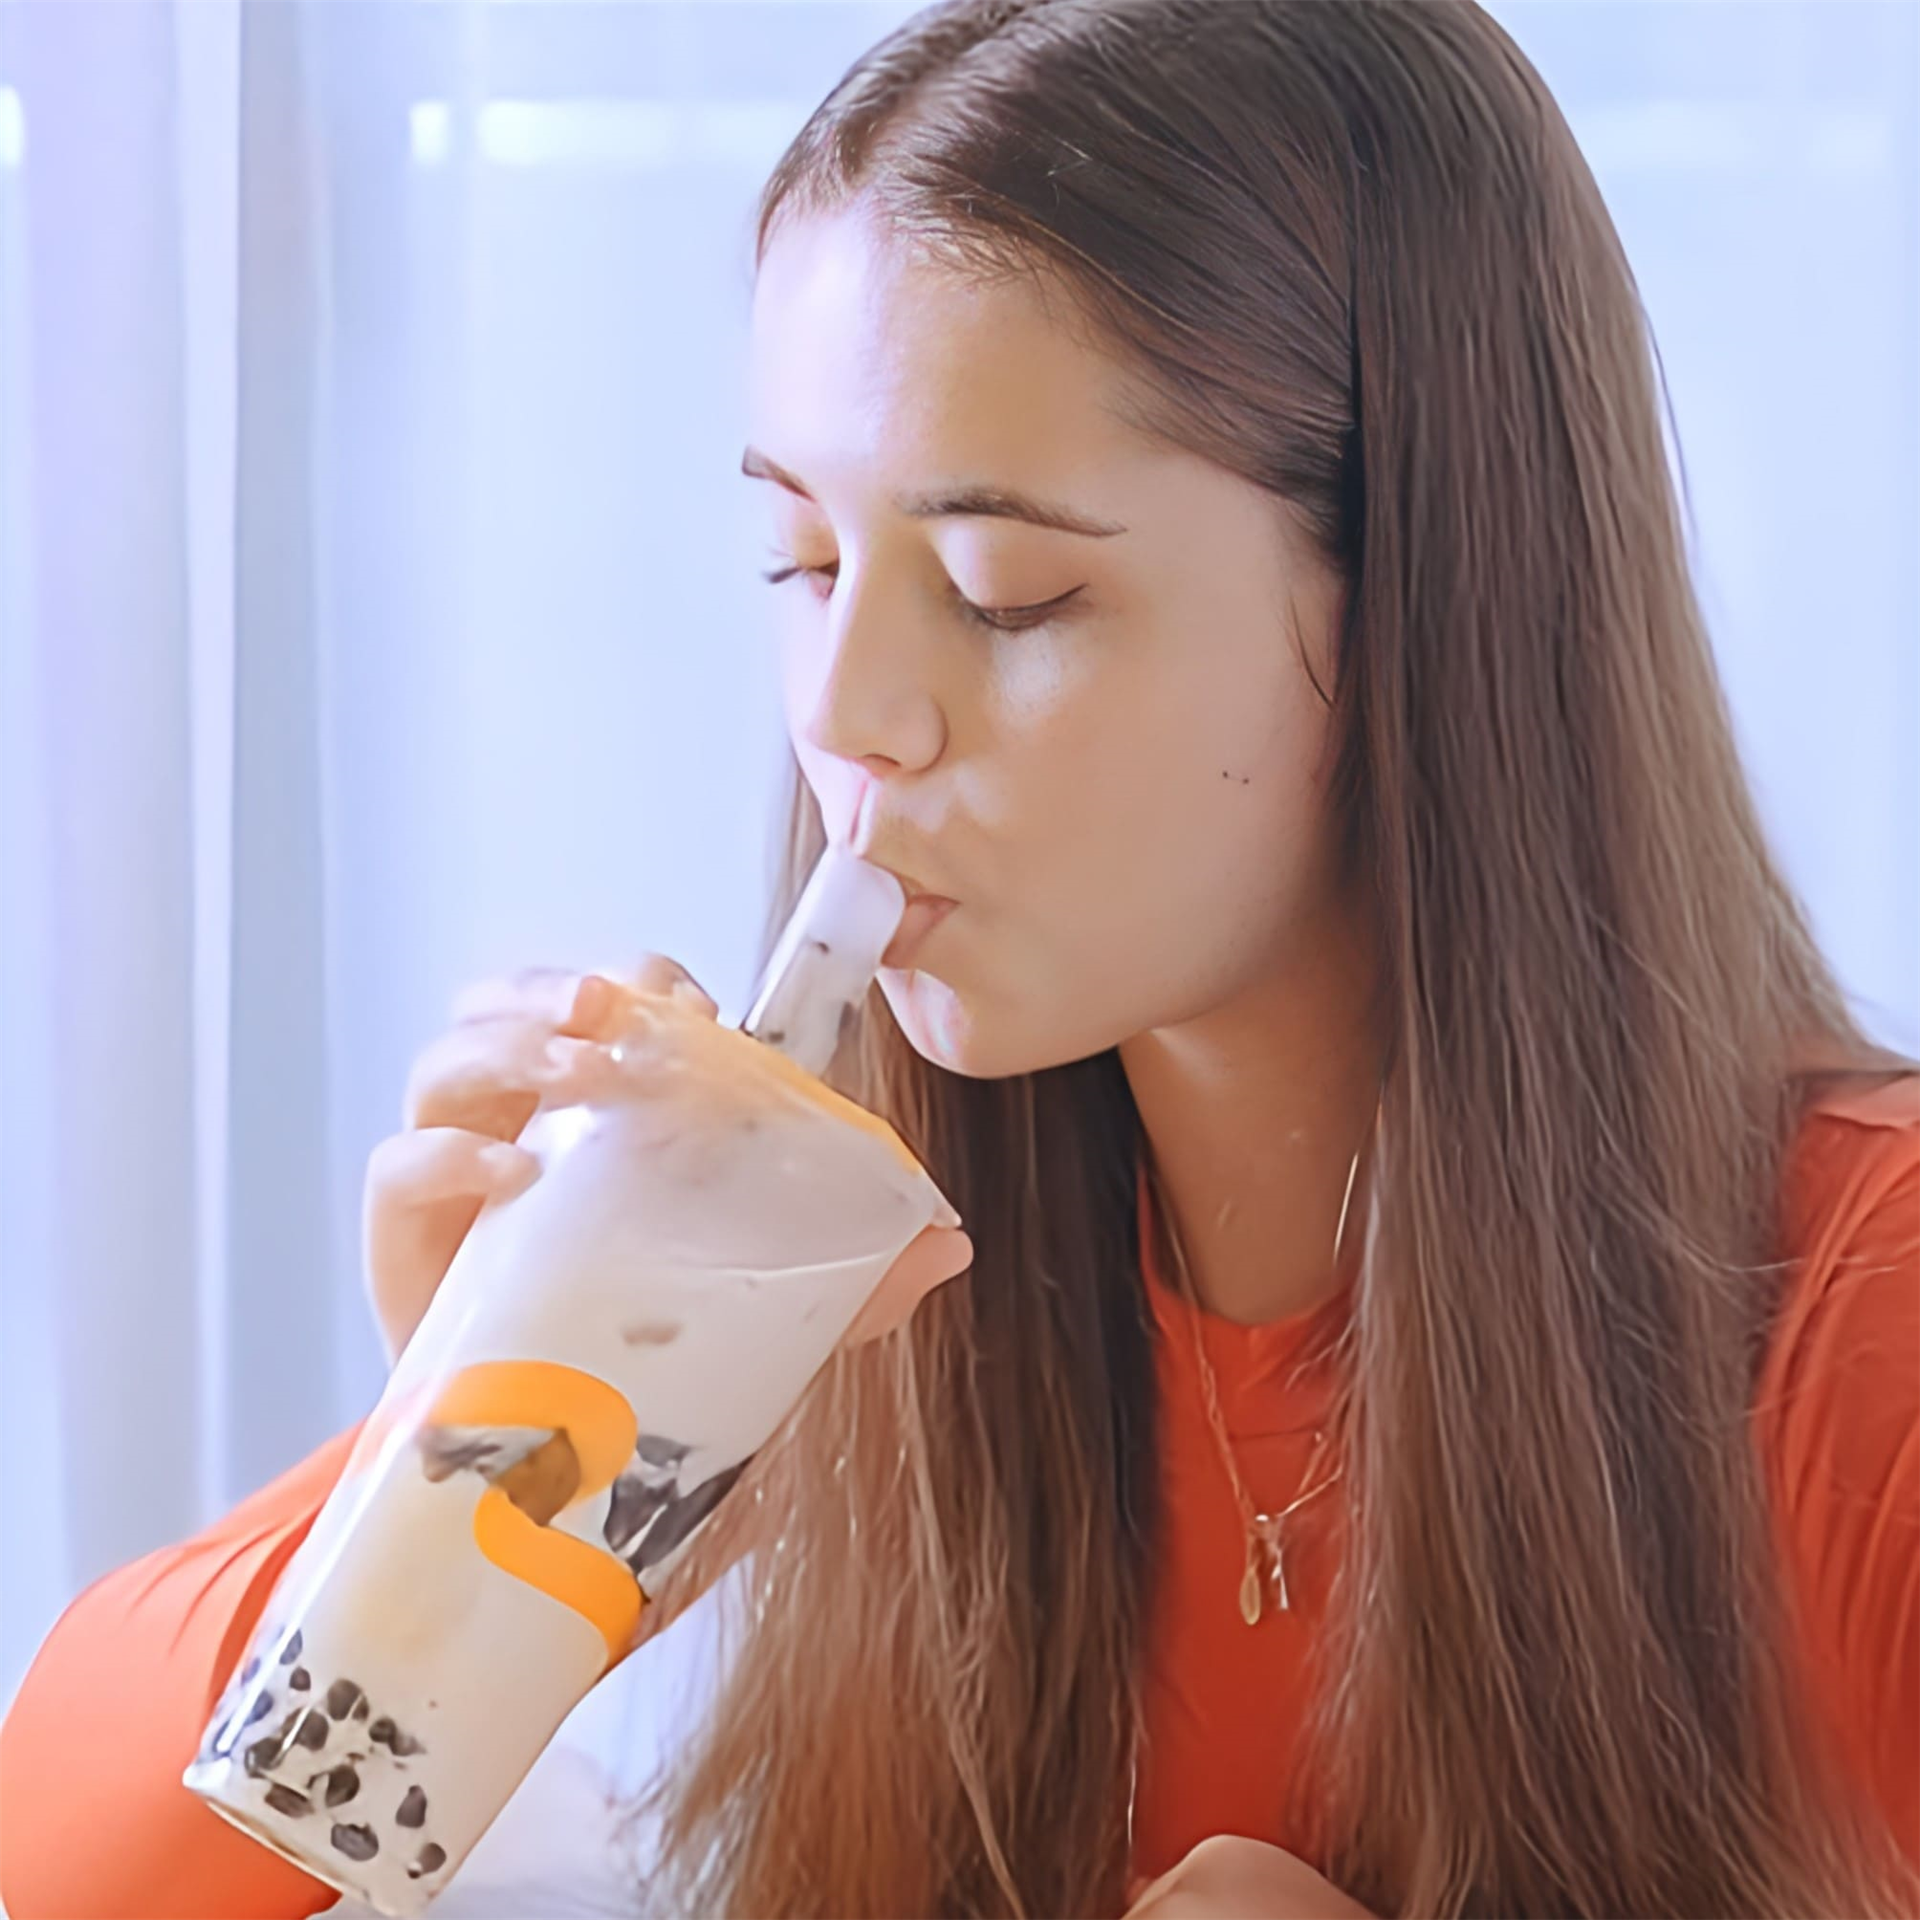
1132,1075,1920,1883
2,1082,1915,1917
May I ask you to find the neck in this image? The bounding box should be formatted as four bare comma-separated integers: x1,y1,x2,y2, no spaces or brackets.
1119,897,1386,1326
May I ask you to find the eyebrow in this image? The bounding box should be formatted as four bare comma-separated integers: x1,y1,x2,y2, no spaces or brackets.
740,447,1128,539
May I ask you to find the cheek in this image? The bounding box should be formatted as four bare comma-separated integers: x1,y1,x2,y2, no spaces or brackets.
1008,640,1335,1012
1161,667,1339,959
1017,630,1323,903
775,622,820,742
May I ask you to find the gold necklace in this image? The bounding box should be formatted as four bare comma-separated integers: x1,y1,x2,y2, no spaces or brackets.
1186,1300,1340,1623
1149,1107,1376,1626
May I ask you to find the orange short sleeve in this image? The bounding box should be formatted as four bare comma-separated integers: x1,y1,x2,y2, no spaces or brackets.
1760,1082,1920,1870
0,1421,367,1919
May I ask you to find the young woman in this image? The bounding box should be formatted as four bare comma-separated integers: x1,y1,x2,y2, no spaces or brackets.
4,3,1915,1916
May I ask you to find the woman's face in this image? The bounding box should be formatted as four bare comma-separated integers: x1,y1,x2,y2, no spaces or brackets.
747,203,1349,1079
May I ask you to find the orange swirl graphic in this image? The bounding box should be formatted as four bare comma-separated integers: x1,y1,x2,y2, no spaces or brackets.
355,1360,644,1667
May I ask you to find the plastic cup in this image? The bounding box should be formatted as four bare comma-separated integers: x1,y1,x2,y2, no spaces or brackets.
184,858,952,1913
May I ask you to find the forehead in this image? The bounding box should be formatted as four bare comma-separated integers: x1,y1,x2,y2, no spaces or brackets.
748,204,1146,492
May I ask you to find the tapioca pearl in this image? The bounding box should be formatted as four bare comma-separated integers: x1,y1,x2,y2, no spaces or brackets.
326,1679,365,1719
279,1630,303,1665
330,1823,379,1862
371,1717,425,1756
245,1691,276,1725
407,1844,447,1880
395,1786,428,1828
264,1784,312,1818
243,1733,290,1777
289,1708,330,1750
289,1667,311,1691
309,1763,360,1808
242,1656,262,1684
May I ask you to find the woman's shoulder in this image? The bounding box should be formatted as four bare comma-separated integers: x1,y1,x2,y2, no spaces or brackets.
1759,1067,1918,1866
1784,1065,1920,1216
1763,1066,1917,1438
1773,1067,1918,1347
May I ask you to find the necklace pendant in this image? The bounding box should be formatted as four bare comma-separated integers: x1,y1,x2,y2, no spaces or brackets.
1238,1553,1264,1626
1252,1514,1293,1614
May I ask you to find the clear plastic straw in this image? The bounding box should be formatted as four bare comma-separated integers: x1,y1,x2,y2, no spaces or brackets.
735,846,906,1074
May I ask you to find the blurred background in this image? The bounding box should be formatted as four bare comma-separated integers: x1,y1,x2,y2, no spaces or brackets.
0,0,1914,1836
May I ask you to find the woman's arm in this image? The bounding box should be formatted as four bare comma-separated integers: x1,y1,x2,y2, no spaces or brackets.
0,1423,366,1920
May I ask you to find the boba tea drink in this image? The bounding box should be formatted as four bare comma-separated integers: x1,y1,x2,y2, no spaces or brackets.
183,850,954,1915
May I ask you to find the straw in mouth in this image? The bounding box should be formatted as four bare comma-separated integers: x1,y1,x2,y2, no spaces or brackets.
736,845,908,1074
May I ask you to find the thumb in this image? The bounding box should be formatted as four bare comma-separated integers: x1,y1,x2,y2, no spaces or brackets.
842,1223,974,1346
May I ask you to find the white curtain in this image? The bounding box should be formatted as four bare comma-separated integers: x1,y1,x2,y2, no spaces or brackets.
0,0,1914,1896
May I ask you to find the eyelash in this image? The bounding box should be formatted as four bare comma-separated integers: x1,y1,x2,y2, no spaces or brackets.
759,560,1082,635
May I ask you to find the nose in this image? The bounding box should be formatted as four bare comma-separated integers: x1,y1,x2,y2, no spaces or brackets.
790,563,947,778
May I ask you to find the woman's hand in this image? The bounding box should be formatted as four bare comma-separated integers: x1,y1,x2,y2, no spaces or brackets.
363,958,971,1365
1124,1837,1374,1920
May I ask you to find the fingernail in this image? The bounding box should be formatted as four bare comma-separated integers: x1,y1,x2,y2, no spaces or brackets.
480,1142,537,1190
573,976,615,1028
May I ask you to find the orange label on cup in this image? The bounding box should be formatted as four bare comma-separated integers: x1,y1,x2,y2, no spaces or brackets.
370,1359,647,1665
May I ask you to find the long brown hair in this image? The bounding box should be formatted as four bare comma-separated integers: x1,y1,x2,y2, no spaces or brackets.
630,4,1911,1913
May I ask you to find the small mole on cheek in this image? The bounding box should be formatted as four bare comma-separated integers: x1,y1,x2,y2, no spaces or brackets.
1220,770,1253,786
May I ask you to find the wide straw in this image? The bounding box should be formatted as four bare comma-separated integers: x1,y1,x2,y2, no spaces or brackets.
735,846,907,1074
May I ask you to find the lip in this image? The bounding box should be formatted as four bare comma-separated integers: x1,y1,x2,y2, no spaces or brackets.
847,800,958,963
849,834,954,918
881,894,959,970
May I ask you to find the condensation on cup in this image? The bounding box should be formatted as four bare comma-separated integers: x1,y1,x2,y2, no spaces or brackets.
182,848,956,1915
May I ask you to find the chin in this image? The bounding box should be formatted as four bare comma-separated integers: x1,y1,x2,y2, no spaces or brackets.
875,967,1111,1080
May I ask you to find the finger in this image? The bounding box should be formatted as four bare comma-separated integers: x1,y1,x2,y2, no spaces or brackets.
626,954,720,1019
449,957,717,1034
403,1021,623,1135
843,1225,974,1346
366,1127,541,1216
449,969,626,1037
363,1130,540,1366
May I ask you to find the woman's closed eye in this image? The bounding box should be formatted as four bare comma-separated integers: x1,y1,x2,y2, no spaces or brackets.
759,557,1085,635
